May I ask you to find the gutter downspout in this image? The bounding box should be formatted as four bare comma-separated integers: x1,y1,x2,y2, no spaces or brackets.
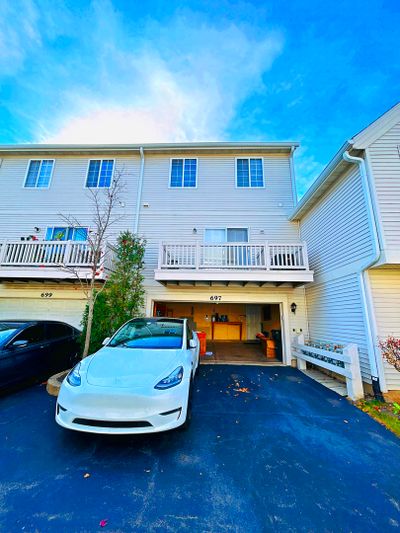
134,147,145,234
342,151,385,399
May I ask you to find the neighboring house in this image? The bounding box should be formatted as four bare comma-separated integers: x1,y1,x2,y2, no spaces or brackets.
0,142,313,366
290,102,400,396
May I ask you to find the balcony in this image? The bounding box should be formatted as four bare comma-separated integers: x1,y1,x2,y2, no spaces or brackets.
0,240,115,281
155,242,313,286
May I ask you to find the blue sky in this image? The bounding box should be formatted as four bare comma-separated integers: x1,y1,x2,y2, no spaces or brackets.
1,0,399,196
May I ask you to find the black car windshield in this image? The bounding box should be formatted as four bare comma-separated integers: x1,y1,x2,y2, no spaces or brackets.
0,322,24,345
109,319,184,349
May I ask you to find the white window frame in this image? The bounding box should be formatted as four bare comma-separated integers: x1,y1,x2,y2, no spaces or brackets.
235,157,265,189
23,159,55,189
204,227,250,243
45,226,89,241
85,159,116,189
169,157,198,189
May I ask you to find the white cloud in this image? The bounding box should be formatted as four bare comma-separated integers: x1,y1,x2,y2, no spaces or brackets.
39,8,284,143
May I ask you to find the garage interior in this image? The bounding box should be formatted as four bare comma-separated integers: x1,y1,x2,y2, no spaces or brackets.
153,301,282,364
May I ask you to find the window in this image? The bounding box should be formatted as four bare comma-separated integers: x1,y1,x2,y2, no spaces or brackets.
12,324,45,346
236,158,264,188
45,227,88,241
170,159,197,188
204,228,248,243
86,160,114,188
24,160,54,188
46,323,72,340
109,318,184,350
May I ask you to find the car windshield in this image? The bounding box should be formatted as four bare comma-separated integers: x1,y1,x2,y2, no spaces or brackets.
0,322,24,345
109,319,184,349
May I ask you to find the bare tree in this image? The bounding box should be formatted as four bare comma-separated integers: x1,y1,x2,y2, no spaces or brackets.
59,171,126,357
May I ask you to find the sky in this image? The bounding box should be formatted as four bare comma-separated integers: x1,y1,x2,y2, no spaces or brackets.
0,0,399,196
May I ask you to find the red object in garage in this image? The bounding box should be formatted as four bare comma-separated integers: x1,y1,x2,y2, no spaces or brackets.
196,331,207,356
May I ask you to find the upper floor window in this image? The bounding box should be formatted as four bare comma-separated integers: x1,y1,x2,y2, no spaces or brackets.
45,227,88,241
24,160,54,188
236,158,264,188
170,158,197,188
86,159,114,188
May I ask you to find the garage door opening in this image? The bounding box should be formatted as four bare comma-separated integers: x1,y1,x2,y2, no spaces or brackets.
153,301,283,364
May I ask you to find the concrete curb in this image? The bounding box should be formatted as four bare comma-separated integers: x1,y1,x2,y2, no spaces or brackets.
46,370,69,397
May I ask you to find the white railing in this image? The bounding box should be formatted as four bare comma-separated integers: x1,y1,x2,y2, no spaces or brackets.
0,240,115,274
158,242,309,271
292,334,364,400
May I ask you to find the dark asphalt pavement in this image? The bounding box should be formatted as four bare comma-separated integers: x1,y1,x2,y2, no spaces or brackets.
1,365,400,532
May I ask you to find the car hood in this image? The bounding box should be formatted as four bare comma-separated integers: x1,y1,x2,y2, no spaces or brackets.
85,346,183,388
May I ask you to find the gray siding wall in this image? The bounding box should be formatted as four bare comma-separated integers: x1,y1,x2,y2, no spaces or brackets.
0,155,140,241
367,121,400,254
299,165,375,382
139,153,300,286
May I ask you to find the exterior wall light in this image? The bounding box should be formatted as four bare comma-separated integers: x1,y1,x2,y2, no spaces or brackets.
192,228,197,234
291,302,297,314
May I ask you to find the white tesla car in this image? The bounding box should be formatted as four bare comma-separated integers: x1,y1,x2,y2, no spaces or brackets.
56,317,200,434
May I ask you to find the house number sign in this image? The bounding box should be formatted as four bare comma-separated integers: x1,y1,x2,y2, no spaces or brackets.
40,292,53,298
209,295,222,301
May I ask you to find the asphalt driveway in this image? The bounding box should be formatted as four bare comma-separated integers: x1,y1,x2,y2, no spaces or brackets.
1,365,400,532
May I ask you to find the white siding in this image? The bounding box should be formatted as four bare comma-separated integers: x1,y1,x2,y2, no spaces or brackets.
305,274,371,381
367,122,400,255
300,165,374,277
139,153,300,287
368,267,400,390
298,165,374,383
0,155,140,241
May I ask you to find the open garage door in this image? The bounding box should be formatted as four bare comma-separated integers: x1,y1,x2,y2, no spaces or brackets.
153,301,282,364
0,298,85,329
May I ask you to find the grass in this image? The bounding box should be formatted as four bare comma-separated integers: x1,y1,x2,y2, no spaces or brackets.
356,399,400,438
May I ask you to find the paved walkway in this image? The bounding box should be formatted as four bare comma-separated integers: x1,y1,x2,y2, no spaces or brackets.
1,365,400,532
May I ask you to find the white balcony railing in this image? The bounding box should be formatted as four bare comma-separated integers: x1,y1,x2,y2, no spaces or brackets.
0,240,115,279
158,242,310,271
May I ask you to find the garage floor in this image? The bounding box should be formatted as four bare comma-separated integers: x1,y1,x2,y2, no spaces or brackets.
1,365,400,532
202,341,280,364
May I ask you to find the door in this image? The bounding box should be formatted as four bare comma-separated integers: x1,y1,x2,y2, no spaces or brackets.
227,228,249,266
45,322,79,374
2,324,48,385
204,229,226,266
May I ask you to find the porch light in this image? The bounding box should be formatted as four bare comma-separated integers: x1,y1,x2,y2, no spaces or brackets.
291,302,297,314
192,228,197,234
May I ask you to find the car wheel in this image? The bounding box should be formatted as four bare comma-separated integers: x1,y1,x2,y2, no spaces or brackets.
179,381,193,431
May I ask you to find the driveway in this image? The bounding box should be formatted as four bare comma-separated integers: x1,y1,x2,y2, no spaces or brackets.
1,365,400,532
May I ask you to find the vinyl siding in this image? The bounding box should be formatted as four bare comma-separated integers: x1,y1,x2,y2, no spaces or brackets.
367,122,400,253
0,154,140,241
139,153,300,286
368,267,400,390
305,274,371,381
300,165,374,277
298,164,374,383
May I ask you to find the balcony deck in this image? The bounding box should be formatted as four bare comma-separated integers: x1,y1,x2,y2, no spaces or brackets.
0,240,114,281
155,242,314,286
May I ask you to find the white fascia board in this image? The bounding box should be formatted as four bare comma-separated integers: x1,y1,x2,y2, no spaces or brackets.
289,141,352,221
154,269,314,284
0,141,300,155
351,101,400,149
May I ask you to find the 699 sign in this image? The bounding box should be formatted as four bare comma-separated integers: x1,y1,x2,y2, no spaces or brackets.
40,292,53,298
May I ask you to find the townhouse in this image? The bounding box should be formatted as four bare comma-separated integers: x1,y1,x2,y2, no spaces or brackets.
291,103,400,396
0,142,312,366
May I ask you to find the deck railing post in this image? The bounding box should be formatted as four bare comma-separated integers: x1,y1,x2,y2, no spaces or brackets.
264,242,270,270
343,344,364,401
0,240,7,266
158,242,163,269
295,333,307,370
195,241,200,270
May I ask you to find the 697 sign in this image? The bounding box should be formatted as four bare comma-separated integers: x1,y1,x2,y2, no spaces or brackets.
209,295,222,301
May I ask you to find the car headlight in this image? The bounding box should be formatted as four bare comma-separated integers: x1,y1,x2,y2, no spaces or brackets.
155,366,184,390
67,363,81,387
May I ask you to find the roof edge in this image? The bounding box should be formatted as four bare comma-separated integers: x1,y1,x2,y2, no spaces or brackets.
289,141,352,221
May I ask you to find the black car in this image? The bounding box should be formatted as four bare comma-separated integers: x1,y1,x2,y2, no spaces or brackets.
0,320,81,391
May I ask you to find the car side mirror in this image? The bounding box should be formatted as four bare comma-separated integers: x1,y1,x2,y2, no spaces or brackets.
102,337,111,346
10,340,29,349
189,339,197,349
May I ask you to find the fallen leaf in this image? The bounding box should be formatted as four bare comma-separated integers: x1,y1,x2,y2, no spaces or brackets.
233,387,250,393
83,473,90,479
99,519,108,527
344,420,349,424
145,469,151,473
